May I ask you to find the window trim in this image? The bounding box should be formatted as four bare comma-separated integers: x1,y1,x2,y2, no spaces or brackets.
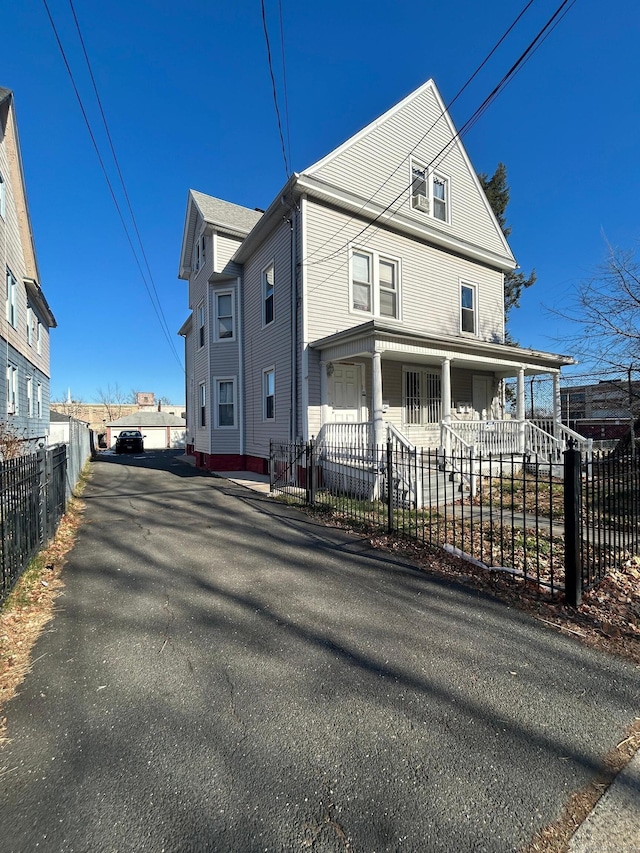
6,363,17,415
349,247,401,320
214,376,237,429
26,376,33,417
27,306,33,346
410,159,451,224
262,366,275,422
37,382,42,418
402,367,442,427
214,289,236,342
0,171,5,219
198,381,207,428
6,267,17,329
193,232,206,273
262,261,275,328
197,301,205,349
460,280,478,335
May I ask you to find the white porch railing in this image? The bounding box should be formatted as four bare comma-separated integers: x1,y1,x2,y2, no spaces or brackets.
317,422,373,460
445,420,520,455
387,423,422,508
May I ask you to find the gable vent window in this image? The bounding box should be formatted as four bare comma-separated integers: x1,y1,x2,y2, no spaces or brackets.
411,161,450,223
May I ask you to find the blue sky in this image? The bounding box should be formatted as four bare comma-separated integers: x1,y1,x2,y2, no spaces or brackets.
4,0,639,403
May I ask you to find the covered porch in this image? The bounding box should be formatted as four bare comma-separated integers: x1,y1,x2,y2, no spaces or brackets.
309,320,591,464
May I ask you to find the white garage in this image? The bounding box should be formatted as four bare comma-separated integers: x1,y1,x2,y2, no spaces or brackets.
106,411,187,450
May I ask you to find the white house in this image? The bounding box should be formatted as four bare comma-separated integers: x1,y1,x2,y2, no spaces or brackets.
178,79,583,474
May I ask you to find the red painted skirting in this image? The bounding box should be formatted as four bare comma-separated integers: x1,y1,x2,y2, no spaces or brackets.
192,452,269,475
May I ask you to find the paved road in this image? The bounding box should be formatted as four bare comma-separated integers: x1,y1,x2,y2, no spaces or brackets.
1,449,639,852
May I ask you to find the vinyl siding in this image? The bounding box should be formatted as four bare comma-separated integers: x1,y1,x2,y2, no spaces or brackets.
1,98,52,430
208,283,240,454
214,233,243,276
304,201,504,346
305,81,509,260
242,218,293,459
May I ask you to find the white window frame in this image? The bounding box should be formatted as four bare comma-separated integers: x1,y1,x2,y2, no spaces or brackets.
194,232,206,273
26,376,33,417
0,171,5,219
410,159,451,224
197,301,205,348
37,382,42,418
214,289,235,342
198,381,207,428
6,364,17,414
402,367,442,426
460,281,477,335
27,306,33,346
349,247,401,320
6,267,17,329
36,319,42,355
263,366,275,422
262,262,275,327
214,377,237,429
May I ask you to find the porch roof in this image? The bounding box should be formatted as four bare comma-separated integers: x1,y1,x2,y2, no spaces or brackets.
309,320,575,376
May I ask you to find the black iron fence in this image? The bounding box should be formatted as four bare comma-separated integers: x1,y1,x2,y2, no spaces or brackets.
270,439,640,605
1,445,68,604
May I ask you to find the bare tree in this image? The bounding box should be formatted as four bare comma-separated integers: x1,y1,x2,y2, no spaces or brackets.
557,244,640,374
95,383,129,422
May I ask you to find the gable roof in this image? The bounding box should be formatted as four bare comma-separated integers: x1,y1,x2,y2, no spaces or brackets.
178,189,263,278
233,80,516,271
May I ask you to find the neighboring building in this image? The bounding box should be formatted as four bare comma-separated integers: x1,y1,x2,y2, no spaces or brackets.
51,392,185,435
561,378,640,440
48,410,90,445
106,410,186,450
1,87,56,447
178,79,577,473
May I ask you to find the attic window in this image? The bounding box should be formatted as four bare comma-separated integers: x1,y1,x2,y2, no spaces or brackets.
410,161,450,223
194,233,206,272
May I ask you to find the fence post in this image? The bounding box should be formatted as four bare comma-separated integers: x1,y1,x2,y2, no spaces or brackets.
269,441,274,492
386,439,394,533
564,441,582,607
305,439,316,505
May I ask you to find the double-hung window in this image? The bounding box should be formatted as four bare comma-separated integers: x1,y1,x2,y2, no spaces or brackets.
461,282,477,334
351,249,400,319
194,233,206,272
410,160,450,223
215,291,234,341
37,383,42,418
263,367,275,421
216,378,236,428
6,267,17,328
0,171,5,219
27,307,33,346
199,382,206,427
262,263,274,326
198,302,205,348
36,319,42,355
6,364,17,414
26,376,33,417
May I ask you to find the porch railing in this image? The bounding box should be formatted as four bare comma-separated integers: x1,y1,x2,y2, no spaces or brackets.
445,420,520,455
317,422,372,459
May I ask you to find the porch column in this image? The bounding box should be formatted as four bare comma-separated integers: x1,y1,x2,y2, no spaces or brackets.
372,349,384,447
441,357,452,454
517,367,526,454
320,360,330,430
552,372,561,439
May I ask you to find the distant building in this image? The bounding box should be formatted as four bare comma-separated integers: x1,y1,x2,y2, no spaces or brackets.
50,392,186,434
1,86,57,448
561,378,640,439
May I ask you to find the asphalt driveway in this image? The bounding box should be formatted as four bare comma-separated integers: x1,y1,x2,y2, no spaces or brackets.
1,449,639,852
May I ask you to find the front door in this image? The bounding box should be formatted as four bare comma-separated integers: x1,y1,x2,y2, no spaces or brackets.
472,376,492,420
330,363,363,422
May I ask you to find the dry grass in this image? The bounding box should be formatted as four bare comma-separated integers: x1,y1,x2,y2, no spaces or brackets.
0,473,88,745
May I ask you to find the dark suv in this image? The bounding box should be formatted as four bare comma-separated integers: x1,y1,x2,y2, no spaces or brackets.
115,430,145,454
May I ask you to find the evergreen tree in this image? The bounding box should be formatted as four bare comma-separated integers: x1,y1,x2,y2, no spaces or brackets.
478,163,536,344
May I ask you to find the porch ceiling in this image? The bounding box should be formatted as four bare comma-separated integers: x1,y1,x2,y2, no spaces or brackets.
310,320,574,377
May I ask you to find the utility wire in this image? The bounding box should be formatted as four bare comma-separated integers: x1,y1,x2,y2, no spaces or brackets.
277,0,292,171
303,0,538,263
261,0,289,178
67,0,182,368
305,0,577,270
42,0,185,373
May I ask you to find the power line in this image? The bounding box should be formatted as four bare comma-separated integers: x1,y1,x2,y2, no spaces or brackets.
42,0,184,373
67,0,182,369
305,0,578,271
303,0,538,264
277,0,292,171
261,0,289,178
